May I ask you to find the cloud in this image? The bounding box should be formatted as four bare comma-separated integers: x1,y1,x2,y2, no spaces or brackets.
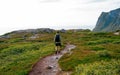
0,0,119,35
40,0,60,3
89,0,108,3
87,0,120,5
70,0,120,11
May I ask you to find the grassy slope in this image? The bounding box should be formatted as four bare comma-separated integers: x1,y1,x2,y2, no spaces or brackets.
0,33,55,75
0,31,120,75
59,31,120,74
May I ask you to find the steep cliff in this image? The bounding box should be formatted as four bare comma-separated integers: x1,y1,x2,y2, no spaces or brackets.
93,8,120,32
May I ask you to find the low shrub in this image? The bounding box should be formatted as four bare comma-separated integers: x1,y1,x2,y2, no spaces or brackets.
74,59,120,75
90,46,105,51
97,50,111,58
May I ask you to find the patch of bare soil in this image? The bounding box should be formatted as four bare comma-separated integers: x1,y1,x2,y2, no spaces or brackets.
29,45,76,75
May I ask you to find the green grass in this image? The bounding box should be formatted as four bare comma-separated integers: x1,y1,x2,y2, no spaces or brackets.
0,42,55,75
0,33,55,75
59,31,120,74
74,59,120,75
0,31,120,75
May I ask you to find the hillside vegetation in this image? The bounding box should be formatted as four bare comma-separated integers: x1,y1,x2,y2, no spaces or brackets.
59,31,120,75
0,30,120,75
0,33,55,75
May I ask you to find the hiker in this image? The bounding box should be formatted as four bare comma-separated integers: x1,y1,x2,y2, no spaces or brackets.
54,31,62,54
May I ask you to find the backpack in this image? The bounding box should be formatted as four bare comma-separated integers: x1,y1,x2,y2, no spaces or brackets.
55,34,60,42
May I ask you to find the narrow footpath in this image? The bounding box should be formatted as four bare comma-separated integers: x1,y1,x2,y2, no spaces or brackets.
29,45,76,75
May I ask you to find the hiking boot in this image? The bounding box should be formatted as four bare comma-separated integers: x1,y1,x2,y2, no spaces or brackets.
58,51,61,53
55,51,58,54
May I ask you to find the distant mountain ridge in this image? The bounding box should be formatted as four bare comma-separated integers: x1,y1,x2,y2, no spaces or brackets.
0,28,55,39
0,28,91,39
10,28,55,33
93,8,120,32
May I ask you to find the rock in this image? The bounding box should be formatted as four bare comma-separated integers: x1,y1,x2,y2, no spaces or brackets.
47,65,54,69
93,8,120,32
14,28,55,33
29,34,39,39
56,57,59,59
114,32,119,35
0,35,11,39
60,29,66,33
1,28,55,38
114,30,120,35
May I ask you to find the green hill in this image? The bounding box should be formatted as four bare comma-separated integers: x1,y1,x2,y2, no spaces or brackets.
0,30,120,75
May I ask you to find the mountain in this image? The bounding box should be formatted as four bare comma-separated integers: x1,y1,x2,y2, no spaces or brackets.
0,28,55,39
0,28,91,39
93,8,120,32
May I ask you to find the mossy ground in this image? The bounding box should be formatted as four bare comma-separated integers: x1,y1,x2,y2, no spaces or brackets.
59,31,120,75
0,31,120,75
0,33,55,75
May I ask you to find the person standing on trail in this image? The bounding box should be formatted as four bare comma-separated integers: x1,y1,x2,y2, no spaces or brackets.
54,31,62,54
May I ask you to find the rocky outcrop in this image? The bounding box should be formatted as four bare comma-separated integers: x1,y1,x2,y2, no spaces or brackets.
93,8,120,32
60,29,66,33
0,28,55,39
12,28,55,34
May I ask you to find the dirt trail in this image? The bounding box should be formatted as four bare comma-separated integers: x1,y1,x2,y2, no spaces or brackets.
29,45,76,75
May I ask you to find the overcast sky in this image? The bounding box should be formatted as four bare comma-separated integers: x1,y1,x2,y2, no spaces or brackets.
0,0,120,35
